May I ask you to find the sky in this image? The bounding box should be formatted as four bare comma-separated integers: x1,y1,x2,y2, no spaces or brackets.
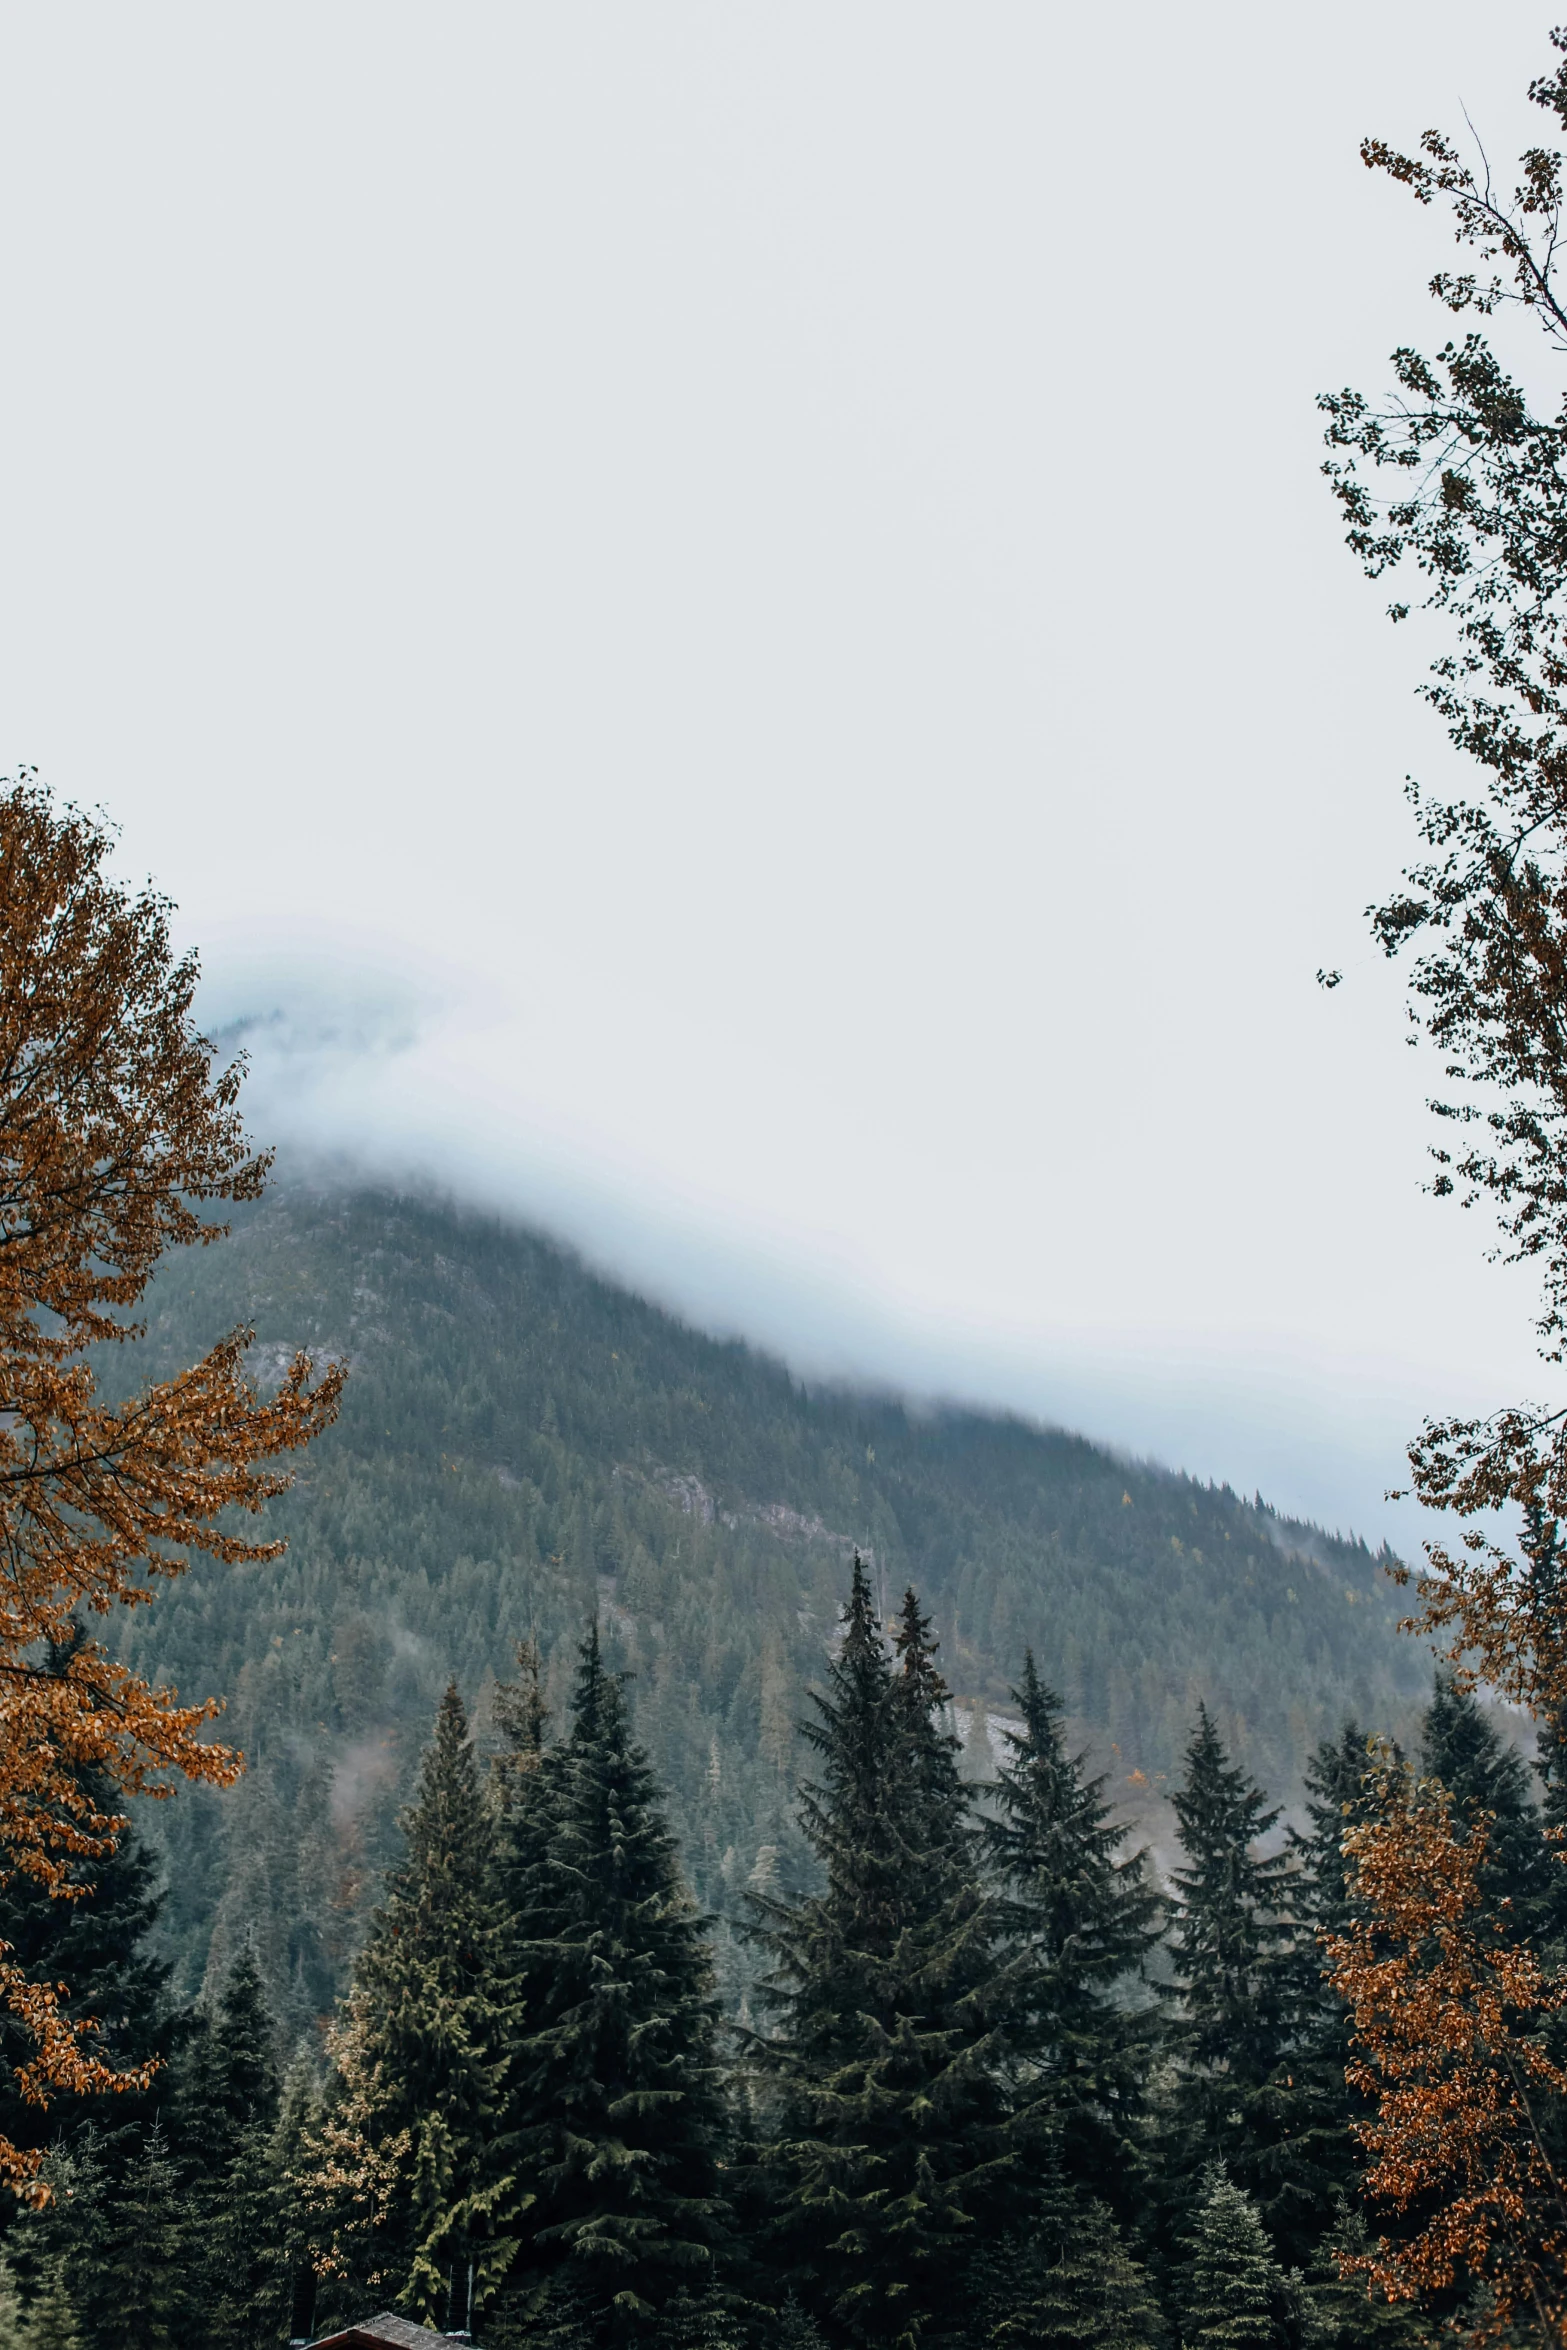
0,3,1560,1544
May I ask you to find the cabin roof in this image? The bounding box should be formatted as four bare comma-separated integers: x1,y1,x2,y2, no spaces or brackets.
306,2317,470,2350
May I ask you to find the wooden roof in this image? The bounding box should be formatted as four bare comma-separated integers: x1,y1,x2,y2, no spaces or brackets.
307,2317,470,2350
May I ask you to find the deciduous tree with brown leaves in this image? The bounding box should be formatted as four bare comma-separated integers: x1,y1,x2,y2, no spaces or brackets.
1322,28,1567,1711
1327,1750,1567,2340
0,775,343,2194
1318,28,1567,2339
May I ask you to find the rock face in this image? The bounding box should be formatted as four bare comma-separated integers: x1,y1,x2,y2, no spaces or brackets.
123,1168,1426,2031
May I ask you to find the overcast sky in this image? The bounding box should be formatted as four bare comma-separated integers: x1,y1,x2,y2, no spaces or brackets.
2,4,1559,1542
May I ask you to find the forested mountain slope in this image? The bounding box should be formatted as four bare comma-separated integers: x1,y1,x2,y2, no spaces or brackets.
121,1171,1428,2036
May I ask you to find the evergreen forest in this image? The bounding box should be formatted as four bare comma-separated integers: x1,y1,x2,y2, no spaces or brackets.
0,1167,1472,2347
0,1554,1526,2349
112,1171,1426,2039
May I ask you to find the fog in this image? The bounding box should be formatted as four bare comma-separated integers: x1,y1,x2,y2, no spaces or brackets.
1,3,1557,1543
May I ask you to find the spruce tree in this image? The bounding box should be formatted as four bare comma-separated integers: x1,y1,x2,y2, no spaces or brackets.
10,2133,109,2349
266,2052,326,2350
750,1563,1018,2348
8,2119,186,2350
1420,1671,1551,1934
94,2120,189,2350
1535,1700,1567,1922
981,1652,1160,2214
973,2174,1161,2350
178,1949,281,2170
175,1952,284,2350
1256,1726,1379,2271
1302,2208,1432,2350
0,2255,24,2350
1180,2167,1288,2350
504,1625,729,2343
1166,1709,1296,2223
303,1683,521,2326
492,1639,559,2026
26,2267,83,2350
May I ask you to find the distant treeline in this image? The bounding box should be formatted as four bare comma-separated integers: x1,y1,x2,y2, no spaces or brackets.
120,1180,1429,2047
0,1559,1524,2349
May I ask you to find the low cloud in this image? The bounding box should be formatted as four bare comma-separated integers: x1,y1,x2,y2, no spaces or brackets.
190,953,1512,1554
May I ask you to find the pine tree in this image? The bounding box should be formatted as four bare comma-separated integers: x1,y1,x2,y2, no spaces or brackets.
1180,2167,1288,2350
1166,1709,1296,2223
772,2302,829,2350
1420,1672,1551,1934
178,1949,281,2169
94,2120,189,2350
301,1683,521,2326
973,2174,1161,2349
26,2264,83,2350
492,1639,559,2024
266,2052,325,2350
504,1626,730,2343
12,2120,185,2350
1302,2208,1432,2350
1253,1726,1380,2271
750,1563,1018,2348
981,1652,1160,2215
171,1953,289,2350
0,2254,24,2350
1535,1702,1567,1945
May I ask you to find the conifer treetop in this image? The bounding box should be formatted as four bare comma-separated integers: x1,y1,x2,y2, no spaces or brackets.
1180,2164,1289,2350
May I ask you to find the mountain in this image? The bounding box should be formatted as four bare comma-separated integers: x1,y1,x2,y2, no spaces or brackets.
117,1170,1429,2036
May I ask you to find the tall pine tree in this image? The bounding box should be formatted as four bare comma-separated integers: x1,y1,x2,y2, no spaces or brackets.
88,2120,188,2350
981,1652,1160,2215
174,1952,284,2350
972,2170,1161,2350
302,1683,521,2327
492,1638,559,2061
1165,1709,1296,2240
1266,1724,1383,2271
1420,1671,1551,1936
501,1626,730,2345
750,1563,1018,2348
1179,2167,1289,2350
1535,1702,1567,1957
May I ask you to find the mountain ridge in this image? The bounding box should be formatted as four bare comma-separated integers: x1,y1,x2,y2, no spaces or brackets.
113,1167,1431,2035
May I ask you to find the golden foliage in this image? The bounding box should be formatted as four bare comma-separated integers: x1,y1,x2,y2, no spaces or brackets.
1327,1750,1567,2342
1390,1406,1567,1720
0,777,343,2193
290,2000,413,2304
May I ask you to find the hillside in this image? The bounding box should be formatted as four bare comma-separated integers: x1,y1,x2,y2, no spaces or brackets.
118,1170,1431,2035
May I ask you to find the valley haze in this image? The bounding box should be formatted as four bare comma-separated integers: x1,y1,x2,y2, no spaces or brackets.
215,960,1468,1552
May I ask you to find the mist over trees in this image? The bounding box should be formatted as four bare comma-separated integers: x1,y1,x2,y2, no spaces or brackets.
117,1172,1426,2050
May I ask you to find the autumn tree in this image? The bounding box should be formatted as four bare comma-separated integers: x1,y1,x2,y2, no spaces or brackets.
0,777,342,2189
1320,27,1567,1710
1317,34,1567,2333
1326,1749,1567,2342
